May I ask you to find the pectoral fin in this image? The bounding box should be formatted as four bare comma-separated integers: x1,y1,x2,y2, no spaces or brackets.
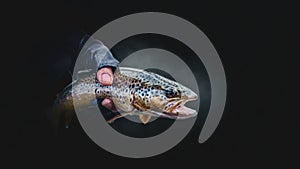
139,114,151,124
132,94,150,111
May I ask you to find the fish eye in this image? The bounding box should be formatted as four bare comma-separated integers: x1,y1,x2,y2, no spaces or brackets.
165,90,175,98
165,89,181,98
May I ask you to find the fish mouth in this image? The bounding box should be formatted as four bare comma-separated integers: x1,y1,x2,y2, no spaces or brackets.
162,99,197,119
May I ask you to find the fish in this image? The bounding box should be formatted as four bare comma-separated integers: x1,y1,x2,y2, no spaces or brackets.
50,67,198,129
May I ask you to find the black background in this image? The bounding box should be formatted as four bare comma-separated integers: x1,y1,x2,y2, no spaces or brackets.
6,0,298,168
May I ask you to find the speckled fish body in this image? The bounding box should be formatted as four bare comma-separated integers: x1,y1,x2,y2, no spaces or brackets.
52,67,198,126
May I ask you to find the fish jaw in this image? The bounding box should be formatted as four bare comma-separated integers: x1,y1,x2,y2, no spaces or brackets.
160,99,198,119
165,105,197,119
158,86,198,119
147,105,197,120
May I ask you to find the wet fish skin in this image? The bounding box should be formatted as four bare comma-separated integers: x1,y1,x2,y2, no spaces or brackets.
51,67,198,128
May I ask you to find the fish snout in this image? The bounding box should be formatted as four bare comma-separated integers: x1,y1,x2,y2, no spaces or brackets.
182,90,198,101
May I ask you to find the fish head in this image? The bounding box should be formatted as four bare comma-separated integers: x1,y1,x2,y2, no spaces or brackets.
148,83,198,119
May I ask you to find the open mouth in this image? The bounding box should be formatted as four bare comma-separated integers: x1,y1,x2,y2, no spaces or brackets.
162,100,197,119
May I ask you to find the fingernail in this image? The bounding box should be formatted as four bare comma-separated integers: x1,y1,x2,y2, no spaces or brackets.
101,73,111,83
102,98,111,105
102,99,113,110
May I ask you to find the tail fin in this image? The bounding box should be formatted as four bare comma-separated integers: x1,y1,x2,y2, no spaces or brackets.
47,80,75,135
46,98,75,135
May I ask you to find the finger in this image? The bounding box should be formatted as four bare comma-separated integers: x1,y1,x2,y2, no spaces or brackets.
101,98,117,112
97,67,113,86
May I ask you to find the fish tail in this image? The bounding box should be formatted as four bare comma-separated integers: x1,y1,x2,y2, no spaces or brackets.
47,82,75,134
47,98,75,135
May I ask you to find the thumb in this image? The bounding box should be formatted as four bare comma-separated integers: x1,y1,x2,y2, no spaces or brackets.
97,67,113,86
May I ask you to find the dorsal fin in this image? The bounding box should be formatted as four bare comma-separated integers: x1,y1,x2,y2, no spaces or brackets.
76,69,93,80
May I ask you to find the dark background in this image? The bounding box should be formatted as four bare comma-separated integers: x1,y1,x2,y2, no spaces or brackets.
6,0,298,168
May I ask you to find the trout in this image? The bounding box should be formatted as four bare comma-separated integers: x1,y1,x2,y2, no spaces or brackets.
51,67,198,128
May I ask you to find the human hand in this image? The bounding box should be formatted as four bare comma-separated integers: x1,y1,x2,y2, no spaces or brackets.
96,67,117,112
